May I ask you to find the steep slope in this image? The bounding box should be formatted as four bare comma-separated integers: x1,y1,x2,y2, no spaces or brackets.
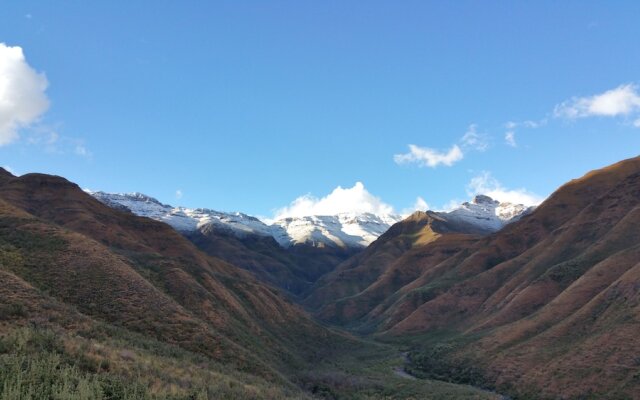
389,157,640,334
305,195,530,329
312,157,640,399
186,224,357,295
0,169,356,388
400,158,640,399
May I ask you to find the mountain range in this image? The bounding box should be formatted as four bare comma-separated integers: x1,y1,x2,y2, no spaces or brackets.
88,190,530,253
87,190,531,297
1,156,639,399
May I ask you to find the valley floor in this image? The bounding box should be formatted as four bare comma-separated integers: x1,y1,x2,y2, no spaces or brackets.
292,334,504,400
0,320,502,400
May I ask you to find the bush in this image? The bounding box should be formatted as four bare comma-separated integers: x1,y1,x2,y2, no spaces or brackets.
0,303,27,320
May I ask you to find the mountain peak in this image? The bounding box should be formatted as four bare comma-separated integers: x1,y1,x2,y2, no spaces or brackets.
471,194,497,205
444,195,532,233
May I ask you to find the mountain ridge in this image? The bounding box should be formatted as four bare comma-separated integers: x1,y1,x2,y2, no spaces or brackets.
88,190,531,250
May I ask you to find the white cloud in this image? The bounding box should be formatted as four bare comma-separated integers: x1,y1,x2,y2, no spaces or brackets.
401,196,430,216
175,189,183,200
460,124,489,151
394,124,492,169
554,84,640,119
505,131,517,147
0,43,49,146
466,171,543,206
505,121,517,130
74,144,92,158
273,182,395,219
440,198,464,212
522,119,544,128
505,120,546,130
412,196,429,211
394,144,463,168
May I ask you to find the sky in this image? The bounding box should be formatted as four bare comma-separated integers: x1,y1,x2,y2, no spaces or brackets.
1,1,640,218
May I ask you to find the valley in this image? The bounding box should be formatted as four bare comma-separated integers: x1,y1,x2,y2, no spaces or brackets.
1,156,640,399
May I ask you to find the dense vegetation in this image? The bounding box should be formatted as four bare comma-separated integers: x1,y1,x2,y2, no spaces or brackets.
0,324,312,400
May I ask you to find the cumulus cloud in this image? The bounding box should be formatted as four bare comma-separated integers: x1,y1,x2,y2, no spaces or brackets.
0,43,50,146
466,171,543,206
554,84,640,119
505,131,517,147
273,182,395,219
175,189,183,200
401,196,429,216
412,196,429,211
460,124,489,151
394,144,463,168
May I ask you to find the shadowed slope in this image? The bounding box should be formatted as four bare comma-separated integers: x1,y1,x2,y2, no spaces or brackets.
187,225,357,296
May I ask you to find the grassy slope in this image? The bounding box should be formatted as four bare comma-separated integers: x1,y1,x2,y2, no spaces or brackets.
304,211,484,331
306,157,640,399
395,158,640,399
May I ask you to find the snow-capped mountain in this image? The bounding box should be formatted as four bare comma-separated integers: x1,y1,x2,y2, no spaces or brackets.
441,194,533,231
87,191,401,248
87,191,530,249
271,213,402,248
88,191,277,238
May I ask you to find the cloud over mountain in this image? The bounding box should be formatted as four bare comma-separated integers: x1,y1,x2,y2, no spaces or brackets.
273,182,396,219
467,171,543,206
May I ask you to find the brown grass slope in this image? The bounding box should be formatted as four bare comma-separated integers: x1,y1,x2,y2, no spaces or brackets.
324,156,640,398
304,211,486,329
389,156,640,334
0,170,357,384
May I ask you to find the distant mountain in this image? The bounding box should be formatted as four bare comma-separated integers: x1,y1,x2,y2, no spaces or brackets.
270,212,402,248
88,191,276,237
443,194,533,233
88,191,530,297
87,191,367,294
88,191,402,249
88,191,530,249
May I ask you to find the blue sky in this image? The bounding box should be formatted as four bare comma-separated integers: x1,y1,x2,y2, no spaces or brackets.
1,1,640,217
